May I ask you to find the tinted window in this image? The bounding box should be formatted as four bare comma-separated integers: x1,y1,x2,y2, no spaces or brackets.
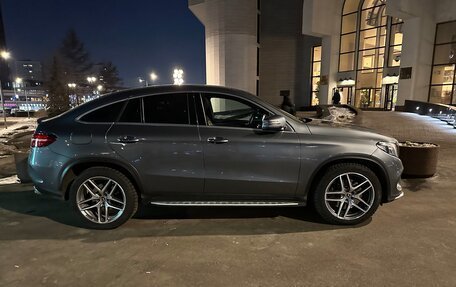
201,94,269,129
119,98,142,123
80,101,124,123
143,94,189,124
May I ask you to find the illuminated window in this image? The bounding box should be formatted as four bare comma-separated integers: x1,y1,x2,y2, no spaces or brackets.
339,0,402,109
339,0,360,72
429,21,456,104
388,18,403,67
311,46,322,106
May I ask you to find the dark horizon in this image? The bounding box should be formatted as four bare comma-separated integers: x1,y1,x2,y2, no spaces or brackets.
1,0,206,87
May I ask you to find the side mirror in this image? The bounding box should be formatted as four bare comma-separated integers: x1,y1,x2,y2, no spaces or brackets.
262,115,286,131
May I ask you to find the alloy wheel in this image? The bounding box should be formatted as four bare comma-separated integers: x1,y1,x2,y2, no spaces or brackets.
76,176,126,224
324,172,375,221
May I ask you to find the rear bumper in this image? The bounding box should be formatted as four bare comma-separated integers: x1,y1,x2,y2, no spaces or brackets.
33,185,64,200
28,147,70,199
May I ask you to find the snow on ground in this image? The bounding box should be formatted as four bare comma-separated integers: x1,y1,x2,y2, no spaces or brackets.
0,175,20,185
0,117,37,181
0,117,37,138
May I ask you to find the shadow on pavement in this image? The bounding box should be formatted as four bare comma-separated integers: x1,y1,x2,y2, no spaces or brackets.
0,189,370,242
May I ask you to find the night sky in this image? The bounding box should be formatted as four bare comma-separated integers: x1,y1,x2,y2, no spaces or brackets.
1,0,206,87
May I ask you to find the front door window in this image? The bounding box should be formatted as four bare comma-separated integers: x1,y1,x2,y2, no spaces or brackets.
201,94,269,129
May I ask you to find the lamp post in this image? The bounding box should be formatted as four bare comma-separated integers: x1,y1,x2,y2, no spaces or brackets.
15,77,30,118
68,83,77,106
173,68,184,85
138,77,147,87
0,50,11,129
87,76,97,84
150,72,158,85
96,84,103,94
86,76,97,103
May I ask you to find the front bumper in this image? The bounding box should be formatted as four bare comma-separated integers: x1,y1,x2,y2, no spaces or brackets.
371,148,404,203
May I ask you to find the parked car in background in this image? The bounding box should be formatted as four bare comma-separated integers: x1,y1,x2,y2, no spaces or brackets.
29,85,404,229
0,109,10,116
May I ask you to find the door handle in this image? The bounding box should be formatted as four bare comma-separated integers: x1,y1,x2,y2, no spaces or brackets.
117,135,140,144
207,137,229,144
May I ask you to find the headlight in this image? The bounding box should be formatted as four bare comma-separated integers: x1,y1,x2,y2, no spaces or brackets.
377,141,399,157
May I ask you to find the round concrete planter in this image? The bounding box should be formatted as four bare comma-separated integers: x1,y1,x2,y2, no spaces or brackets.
14,150,32,183
399,142,439,178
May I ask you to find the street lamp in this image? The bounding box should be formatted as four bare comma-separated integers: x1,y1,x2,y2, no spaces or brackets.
138,77,147,87
0,50,11,128
150,72,158,85
15,77,30,118
97,85,103,93
68,83,77,106
173,68,184,85
0,51,10,60
87,76,97,84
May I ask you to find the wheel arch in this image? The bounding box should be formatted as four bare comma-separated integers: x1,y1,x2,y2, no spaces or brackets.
305,156,390,204
60,158,143,201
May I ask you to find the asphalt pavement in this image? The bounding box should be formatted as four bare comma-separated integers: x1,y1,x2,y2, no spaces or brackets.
1,111,455,286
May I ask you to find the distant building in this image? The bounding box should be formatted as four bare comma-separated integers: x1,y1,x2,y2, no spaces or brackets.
189,0,456,110
15,60,44,85
8,60,46,111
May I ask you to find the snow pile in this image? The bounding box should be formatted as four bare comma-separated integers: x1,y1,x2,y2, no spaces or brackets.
399,141,438,148
0,175,20,185
324,106,356,123
0,118,37,181
0,118,37,139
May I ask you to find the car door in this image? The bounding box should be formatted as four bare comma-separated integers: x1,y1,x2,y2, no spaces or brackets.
106,93,204,199
197,93,301,199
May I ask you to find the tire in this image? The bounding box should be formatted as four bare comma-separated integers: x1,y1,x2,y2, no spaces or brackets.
69,167,138,229
313,163,382,225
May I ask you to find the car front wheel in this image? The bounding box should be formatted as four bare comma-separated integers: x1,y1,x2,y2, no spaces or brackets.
313,163,382,225
69,167,138,229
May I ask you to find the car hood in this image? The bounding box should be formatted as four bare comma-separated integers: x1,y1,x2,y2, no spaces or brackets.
304,119,397,143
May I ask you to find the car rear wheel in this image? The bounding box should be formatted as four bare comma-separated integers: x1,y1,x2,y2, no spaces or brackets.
69,167,138,229
313,163,382,225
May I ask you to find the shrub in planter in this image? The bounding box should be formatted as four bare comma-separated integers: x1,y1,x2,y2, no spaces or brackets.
398,141,439,178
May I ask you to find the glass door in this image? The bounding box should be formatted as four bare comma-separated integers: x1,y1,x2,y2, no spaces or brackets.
384,84,398,110
338,86,354,105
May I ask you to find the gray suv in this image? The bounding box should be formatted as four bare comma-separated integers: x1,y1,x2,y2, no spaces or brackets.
29,85,403,229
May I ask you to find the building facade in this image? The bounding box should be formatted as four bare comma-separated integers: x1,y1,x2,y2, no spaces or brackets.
189,0,456,109
9,60,46,111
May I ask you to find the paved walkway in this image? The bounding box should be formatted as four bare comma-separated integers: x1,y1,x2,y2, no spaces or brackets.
0,111,455,286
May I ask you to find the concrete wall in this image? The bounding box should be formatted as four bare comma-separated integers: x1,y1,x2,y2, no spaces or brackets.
435,0,456,23
387,0,436,105
191,0,456,107
260,0,321,107
302,0,344,105
189,0,257,95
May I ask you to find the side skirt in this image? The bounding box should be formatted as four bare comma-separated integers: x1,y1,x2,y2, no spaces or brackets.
149,201,304,207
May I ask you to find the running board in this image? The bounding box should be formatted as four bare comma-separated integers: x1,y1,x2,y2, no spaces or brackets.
150,201,301,207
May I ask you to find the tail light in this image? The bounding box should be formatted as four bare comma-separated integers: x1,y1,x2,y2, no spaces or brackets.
31,132,56,148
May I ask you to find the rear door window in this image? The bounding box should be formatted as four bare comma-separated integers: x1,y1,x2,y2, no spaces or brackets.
143,93,189,124
79,101,125,123
119,98,142,123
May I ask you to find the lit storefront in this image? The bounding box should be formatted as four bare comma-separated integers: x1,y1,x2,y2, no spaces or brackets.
190,0,456,110
337,0,403,110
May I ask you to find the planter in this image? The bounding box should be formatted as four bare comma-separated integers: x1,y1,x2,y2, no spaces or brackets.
13,150,32,183
399,142,439,178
